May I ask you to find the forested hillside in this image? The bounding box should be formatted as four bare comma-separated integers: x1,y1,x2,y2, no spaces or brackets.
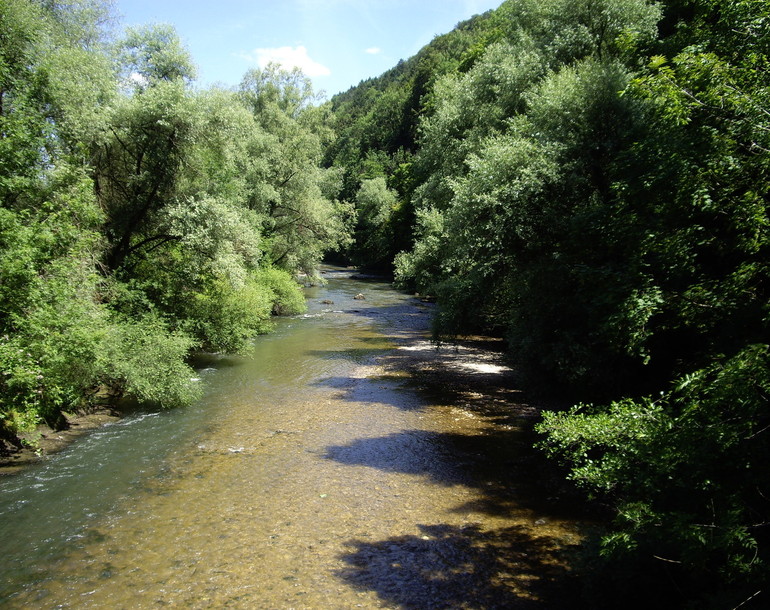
0,0,350,443
326,0,770,606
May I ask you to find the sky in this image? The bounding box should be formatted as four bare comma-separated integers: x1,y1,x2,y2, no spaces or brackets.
114,0,504,98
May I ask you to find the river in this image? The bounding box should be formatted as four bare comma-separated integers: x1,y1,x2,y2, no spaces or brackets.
0,268,584,608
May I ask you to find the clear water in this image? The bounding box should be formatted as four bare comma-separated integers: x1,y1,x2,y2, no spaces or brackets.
0,269,582,608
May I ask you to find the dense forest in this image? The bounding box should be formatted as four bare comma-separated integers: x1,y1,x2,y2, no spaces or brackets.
326,0,769,606
1,0,769,606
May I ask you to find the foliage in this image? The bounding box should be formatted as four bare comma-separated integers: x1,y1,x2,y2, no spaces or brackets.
99,314,202,408
324,8,503,267
0,1,344,443
0,0,50,208
170,266,307,354
397,6,662,392
334,0,770,603
179,276,274,354
352,177,399,269
239,65,353,273
537,345,770,605
116,23,196,87
254,267,307,317
95,74,197,272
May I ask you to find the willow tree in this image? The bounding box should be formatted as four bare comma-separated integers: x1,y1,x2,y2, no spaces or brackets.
396,0,662,394
96,29,308,353
0,1,202,442
238,65,353,276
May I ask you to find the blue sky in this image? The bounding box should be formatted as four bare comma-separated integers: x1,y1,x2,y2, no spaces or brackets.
114,0,503,98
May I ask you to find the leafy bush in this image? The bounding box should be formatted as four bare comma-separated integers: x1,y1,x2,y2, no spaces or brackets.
184,277,274,353
254,266,307,316
100,315,202,409
177,267,305,353
537,345,770,605
0,164,110,436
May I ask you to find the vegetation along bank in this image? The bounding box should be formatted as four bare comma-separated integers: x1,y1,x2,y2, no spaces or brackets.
1,0,769,607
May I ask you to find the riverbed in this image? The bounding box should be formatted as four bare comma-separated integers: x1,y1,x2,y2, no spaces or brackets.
0,268,584,608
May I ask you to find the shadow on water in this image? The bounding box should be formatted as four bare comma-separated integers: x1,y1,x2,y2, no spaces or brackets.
325,430,472,486
320,301,591,518
322,426,584,521
336,523,581,609
322,293,596,607
325,423,591,607
305,346,393,364
188,351,245,371
311,373,427,411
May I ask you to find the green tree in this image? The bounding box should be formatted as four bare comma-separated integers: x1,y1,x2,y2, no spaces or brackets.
98,48,310,353
0,0,50,209
95,24,198,272
397,3,661,394
116,23,196,88
239,65,352,275
353,176,399,268
536,0,770,603
0,3,209,440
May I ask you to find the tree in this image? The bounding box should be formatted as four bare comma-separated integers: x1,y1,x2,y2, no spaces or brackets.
98,42,310,353
0,2,206,441
397,0,662,395
536,0,770,604
537,345,770,606
239,65,352,275
116,23,196,88
0,0,49,209
353,177,398,268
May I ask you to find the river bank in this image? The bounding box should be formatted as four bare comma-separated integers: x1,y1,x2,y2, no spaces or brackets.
0,407,122,474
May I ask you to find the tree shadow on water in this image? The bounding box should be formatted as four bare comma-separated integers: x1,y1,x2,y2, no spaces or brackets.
313,373,427,411
324,430,487,487
336,523,581,609
322,429,584,520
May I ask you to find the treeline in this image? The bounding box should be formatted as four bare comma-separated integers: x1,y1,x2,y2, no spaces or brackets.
326,0,770,606
0,1,351,444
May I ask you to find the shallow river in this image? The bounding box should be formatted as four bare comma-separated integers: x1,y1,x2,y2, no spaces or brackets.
0,269,583,608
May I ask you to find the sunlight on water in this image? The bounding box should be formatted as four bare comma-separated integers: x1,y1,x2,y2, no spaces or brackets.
0,269,583,608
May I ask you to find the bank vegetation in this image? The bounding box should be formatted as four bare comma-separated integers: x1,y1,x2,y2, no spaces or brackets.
2,0,769,606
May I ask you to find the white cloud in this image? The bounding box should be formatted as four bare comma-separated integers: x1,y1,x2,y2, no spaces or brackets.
128,72,149,86
239,45,331,77
365,47,382,55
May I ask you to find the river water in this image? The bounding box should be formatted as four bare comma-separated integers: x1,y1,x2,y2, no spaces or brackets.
0,269,583,608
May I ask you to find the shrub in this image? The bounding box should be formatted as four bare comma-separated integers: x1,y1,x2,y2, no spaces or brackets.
184,277,275,353
100,315,202,408
254,266,307,316
537,345,770,605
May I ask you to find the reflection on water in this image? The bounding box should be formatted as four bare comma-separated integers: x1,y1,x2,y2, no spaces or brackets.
0,268,584,608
